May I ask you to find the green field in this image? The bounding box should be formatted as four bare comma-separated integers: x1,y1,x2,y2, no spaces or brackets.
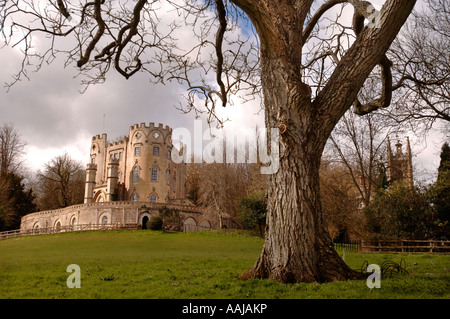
0,230,448,299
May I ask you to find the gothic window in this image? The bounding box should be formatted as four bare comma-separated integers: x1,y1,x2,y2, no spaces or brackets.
133,166,139,182
168,149,171,160
131,193,138,201
153,146,159,156
134,146,141,157
150,194,157,203
102,216,108,225
151,166,158,182
166,170,170,185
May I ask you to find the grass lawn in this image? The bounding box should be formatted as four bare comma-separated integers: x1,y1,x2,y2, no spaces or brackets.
0,230,448,299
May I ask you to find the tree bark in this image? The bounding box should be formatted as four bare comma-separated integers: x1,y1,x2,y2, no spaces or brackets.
235,0,416,283
239,47,361,283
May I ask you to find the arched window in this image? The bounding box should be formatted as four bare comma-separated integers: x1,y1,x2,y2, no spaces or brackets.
133,166,139,182
102,216,108,225
150,194,157,203
151,166,158,182
131,193,138,201
71,218,77,231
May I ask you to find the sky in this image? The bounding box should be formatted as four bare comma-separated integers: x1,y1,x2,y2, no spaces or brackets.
0,0,446,185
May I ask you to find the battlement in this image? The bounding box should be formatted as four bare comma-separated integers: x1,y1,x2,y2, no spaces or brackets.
107,139,127,148
129,122,172,132
92,133,107,141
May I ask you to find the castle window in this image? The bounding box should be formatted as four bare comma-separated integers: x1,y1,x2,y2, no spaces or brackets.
134,146,141,156
166,170,170,185
131,193,138,201
118,172,122,183
151,166,158,182
150,194,157,203
168,149,171,160
102,216,108,225
153,146,159,156
119,152,122,160
133,166,139,182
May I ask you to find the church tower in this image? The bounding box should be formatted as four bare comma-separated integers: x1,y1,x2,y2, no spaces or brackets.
387,136,413,187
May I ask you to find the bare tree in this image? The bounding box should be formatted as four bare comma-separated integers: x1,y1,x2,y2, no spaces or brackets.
320,160,367,241
327,111,391,207
0,123,26,176
1,0,416,282
386,0,449,134
37,152,84,210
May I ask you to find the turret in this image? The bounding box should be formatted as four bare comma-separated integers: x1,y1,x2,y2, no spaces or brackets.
84,163,97,204
106,158,119,201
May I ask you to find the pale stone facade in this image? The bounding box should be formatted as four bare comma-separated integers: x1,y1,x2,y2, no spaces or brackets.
19,122,231,232
86,122,187,205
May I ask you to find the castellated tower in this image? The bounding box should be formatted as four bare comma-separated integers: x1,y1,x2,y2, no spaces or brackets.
86,122,187,205
387,136,413,188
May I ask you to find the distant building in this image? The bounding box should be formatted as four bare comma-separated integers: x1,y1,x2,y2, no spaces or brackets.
85,122,187,205
387,136,413,187
20,122,229,233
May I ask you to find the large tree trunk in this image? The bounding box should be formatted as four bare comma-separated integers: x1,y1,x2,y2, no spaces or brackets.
231,0,416,283
239,48,361,283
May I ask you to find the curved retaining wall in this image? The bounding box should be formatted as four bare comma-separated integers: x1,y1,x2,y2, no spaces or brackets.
20,201,215,232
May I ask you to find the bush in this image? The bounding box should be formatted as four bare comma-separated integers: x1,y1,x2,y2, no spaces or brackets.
147,216,163,230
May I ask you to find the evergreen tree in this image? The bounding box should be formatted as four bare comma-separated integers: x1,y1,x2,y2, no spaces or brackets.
237,192,267,236
0,172,37,231
427,142,450,239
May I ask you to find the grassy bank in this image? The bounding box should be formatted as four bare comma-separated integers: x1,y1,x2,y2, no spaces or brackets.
0,230,448,299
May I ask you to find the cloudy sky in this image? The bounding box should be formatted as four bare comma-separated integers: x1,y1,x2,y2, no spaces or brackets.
0,0,446,185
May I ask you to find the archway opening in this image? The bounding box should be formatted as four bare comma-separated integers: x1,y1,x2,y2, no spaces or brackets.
142,216,149,229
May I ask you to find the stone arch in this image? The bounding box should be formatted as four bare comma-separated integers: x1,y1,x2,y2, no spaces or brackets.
70,215,78,231
132,130,146,142
199,220,211,230
54,219,62,232
98,212,111,225
139,211,152,229
149,193,158,203
32,222,40,234
183,217,197,232
94,191,106,203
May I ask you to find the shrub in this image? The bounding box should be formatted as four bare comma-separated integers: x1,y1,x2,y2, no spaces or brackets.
147,216,163,230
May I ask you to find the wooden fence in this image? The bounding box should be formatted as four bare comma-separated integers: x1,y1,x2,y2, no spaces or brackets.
361,239,450,254
0,223,141,240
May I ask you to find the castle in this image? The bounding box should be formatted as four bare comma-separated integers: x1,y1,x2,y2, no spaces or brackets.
20,122,220,233
85,122,187,205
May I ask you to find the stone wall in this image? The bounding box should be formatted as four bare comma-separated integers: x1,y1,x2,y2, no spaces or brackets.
20,202,217,232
